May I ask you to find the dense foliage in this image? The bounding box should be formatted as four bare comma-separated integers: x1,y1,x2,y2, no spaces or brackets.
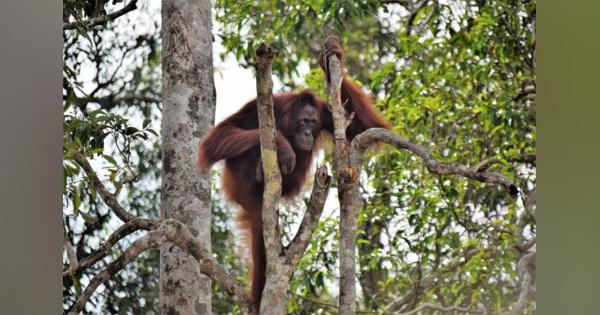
215,0,536,313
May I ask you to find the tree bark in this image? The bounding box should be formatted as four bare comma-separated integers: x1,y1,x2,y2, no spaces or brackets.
325,41,359,315
160,0,215,314
255,43,332,315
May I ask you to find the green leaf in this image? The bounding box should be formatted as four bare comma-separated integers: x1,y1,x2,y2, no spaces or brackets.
103,154,117,166
72,190,81,216
125,127,139,135
72,275,82,297
79,210,98,223
146,128,158,137
491,124,505,135
64,88,75,112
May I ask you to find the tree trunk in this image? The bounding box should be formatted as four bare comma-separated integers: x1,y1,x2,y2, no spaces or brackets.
159,0,215,314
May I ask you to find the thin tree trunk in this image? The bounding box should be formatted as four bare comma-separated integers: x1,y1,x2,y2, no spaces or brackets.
160,0,215,314
325,45,358,315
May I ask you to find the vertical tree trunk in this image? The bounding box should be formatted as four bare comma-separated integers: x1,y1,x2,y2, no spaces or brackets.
326,44,358,315
160,0,215,314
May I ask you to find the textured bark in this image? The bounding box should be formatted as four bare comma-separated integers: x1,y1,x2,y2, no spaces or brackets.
256,44,283,264
286,166,331,266
326,44,359,315
160,0,216,314
350,128,518,196
255,44,333,315
67,220,252,315
255,43,288,315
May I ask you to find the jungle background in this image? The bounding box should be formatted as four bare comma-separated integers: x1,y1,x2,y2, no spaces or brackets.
62,0,536,313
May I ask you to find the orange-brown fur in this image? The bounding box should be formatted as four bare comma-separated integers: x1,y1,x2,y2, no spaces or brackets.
198,46,391,312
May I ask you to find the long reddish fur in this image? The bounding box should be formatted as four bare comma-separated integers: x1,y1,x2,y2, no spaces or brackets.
198,75,391,312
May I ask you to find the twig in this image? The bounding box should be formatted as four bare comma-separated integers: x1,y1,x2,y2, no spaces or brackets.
75,93,160,110
73,152,138,222
64,0,138,30
475,153,536,172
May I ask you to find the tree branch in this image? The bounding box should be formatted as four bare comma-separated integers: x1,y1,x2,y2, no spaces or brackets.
500,250,536,315
67,219,251,315
285,165,331,266
256,43,282,258
351,128,519,196
63,223,79,276
64,0,138,31
75,92,160,111
62,218,158,278
73,152,138,222
324,34,359,315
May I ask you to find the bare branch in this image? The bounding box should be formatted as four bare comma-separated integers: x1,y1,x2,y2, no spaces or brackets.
286,165,331,265
64,0,138,31
62,218,158,278
67,219,251,315
73,152,138,222
352,128,519,197
63,223,79,276
66,228,163,315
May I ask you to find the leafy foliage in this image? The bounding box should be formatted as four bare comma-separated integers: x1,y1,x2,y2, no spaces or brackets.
62,1,163,313
63,0,535,313
214,0,536,313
